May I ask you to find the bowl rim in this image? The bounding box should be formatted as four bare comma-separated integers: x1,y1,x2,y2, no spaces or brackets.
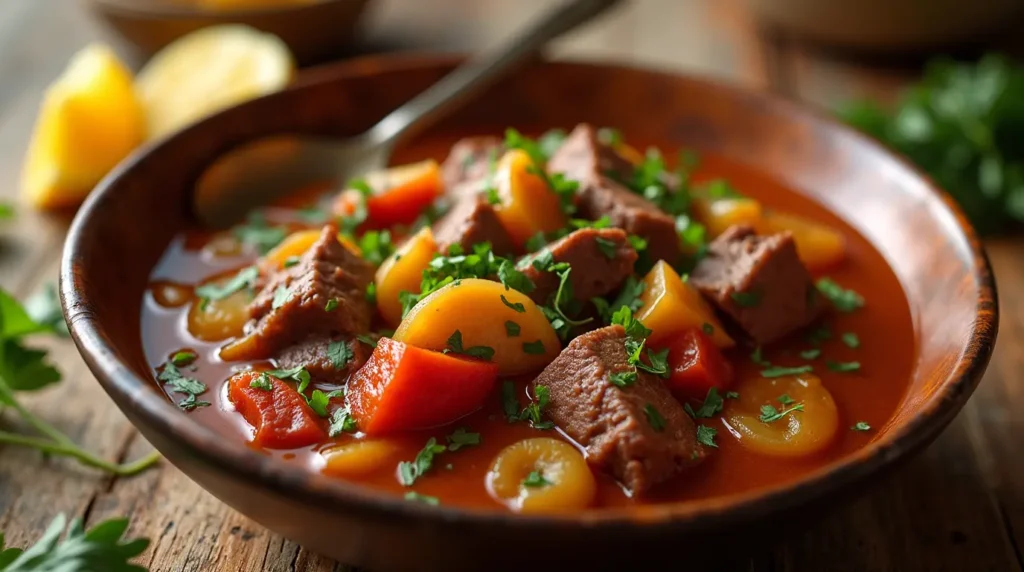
86,0,361,19
61,53,998,532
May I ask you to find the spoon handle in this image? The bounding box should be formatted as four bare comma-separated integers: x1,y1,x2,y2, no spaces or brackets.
367,0,623,148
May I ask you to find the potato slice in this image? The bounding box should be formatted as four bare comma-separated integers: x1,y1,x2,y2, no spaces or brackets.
758,210,846,271
393,278,560,375
493,149,567,247
375,227,437,326
691,197,762,238
321,440,401,478
637,260,733,348
486,437,596,514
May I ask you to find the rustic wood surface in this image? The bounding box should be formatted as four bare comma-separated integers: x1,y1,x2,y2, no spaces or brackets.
0,1,1021,570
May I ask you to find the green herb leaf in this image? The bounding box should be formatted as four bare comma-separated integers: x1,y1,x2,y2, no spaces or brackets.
357,230,396,266
644,404,666,432
249,373,274,391
609,370,637,387
307,389,334,417
501,380,520,422
271,285,292,309
446,427,481,451
687,387,724,419
444,330,495,361
777,393,795,405
194,266,259,304
758,399,805,423
404,491,440,506
499,294,525,313
504,320,521,337
497,260,536,294
696,425,718,448
852,421,872,432
264,366,311,392
816,278,864,312
283,255,301,268
0,202,13,220
827,360,861,373
355,333,378,348
328,407,358,437
0,514,150,571
326,341,353,370
518,385,553,429
171,350,197,367
522,340,545,355
806,325,832,346
594,236,618,260
842,332,861,348
398,437,447,486
522,470,552,488
730,290,761,307
725,391,740,400
233,212,287,254
701,322,715,336
760,365,814,378
324,298,339,312
158,360,209,410
24,283,69,337
799,348,822,360
750,346,771,366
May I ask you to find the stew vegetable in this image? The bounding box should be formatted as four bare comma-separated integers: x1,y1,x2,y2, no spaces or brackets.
142,124,914,511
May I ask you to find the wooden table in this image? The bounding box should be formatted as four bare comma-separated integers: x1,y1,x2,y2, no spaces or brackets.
1,1,1022,570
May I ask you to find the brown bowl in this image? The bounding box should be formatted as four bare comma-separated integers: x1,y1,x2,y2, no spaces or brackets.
85,0,373,65
60,55,997,570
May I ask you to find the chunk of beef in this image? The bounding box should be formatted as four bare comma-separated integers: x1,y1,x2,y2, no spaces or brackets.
441,136,502,192
690,225,823,344
276,337,370,384
519,228,637,306
431,195,516,256
237,225,374,360
533,325,703,494
548,124,681,265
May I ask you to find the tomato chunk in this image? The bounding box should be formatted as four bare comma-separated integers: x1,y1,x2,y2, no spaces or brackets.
347,337,499,434
228,371,326,449
334,160,443,229
663,328,734,401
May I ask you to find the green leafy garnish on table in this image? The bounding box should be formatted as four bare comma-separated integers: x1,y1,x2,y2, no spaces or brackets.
0,286,160,476
0,202,13,221
837,53,1024,234
0,513,149,572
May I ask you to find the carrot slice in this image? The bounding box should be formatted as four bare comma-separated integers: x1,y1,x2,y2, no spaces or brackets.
334,160,443,229
228,371,325,449
663,328,734,402
347,337,499,434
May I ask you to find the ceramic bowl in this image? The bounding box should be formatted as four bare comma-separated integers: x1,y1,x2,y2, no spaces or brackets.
60,55,997,571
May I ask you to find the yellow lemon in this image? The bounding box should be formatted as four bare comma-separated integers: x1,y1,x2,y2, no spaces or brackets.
20,43,144,210
135,24,294,140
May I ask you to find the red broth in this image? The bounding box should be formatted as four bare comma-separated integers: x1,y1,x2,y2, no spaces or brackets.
141,133,915,510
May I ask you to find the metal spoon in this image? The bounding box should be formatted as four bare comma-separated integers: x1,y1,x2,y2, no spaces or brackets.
194,0,623,227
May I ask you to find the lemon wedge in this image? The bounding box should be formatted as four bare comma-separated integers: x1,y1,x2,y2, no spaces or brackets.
20,43,145,210
136,24,294,140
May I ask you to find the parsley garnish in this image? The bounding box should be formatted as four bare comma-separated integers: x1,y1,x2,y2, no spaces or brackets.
497,260,536,294
730,290,761,307
171,350,197,367
760,365,814,378
444,330,495,361
598,276,645,323
514,385,554,429
271,285,292,309
701,322,715,336
194,265,258,307
307,389,341,417
594,236,618,260
504,321,521,337
0,514,151,570
500,294,525,313
324,298,339,312
522,340,545,355
750,346,771,366
357,230,395,266
404,491,440,505
326,340,353,370
524,232,547,253
249,373,274,391
827,360,861,373
611,306,668,379
644,404,666,432
759,396,805,423
355,333,378,348
799,348,822,360
158,361,210,410
233,212,287,254
522,471,552,488
446,427,481,451
684,387,724,419
725,391,740,399
328,407,358,436
609,370,638,387
852,421,871,432
398,437,447,486
816,278,864,312
842,332,860,348
696,425,718,448
282,255,301,268
806,325,832,346
264,366,311,392
24,282,69,337
501,381,520,422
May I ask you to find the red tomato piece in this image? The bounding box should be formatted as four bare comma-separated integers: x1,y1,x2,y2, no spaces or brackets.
664,328,734,402
334,160,443,230
228,371,326,449
347,337,499,434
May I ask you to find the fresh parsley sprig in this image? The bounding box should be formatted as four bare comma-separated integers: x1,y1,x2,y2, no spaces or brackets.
0,513,149,572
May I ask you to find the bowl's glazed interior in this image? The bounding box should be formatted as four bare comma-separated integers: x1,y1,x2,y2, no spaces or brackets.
61,56,996,570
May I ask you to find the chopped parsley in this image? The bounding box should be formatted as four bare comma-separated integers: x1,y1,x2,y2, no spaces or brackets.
816,278,865,312
852,421,872,432
171,350,197,367
501,381,520,422
505,320,521,337
233,212,287,254
326,340,353,369
307,389,341,417
329,407,358,436
522,340,545,355
282,255,301,268
725,391,740,400
806,325,832,346
750,346,771,366
522,470,552,488
249,373,274,391
799,348,822,360
497,260,535,294
446,427,481,451
696,425,718,448
759,396,805,424
598,276,645,323
778,393,795,405
365,282,377,304
444,330,495,361
403,242,512,318
404,491,440,506
760,365,814,378
264,366,311,392
644,404,666,432
355,333,378,348
398,437,447,486
827,360,861,373
324,298,339,312
842,332,861,348
594,236,618,260
730,290,761,307
701,322,715,336
610,306,668,380
597,126,623,146
500,294,526,313
194,265,258,306
609,370,637,387
518,385,554,429
157,361,209,410
524,232,547,253
271,285,292,309
684,387,724,419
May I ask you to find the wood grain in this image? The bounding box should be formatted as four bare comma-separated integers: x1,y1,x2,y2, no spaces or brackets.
0,0,1020,571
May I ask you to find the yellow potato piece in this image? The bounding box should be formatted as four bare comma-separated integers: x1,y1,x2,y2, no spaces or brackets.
21,44,145,210
136,24,294,140
187,288,250,342
723,373,839,458
393,278,560,376
375,227,437,326
260,228,358,273
691,197,763,238
321,440,400,478
493,149,567,248
758,210,846,271
486,437,596,514
637,260,733,348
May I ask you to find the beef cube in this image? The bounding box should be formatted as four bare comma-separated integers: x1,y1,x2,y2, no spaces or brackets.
519,228,637,306
533,325,704,494
548,124,681,265
431,195,516,256
276,337,370,384
690,225,823,344
441,136,502,192
238,225,374,359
